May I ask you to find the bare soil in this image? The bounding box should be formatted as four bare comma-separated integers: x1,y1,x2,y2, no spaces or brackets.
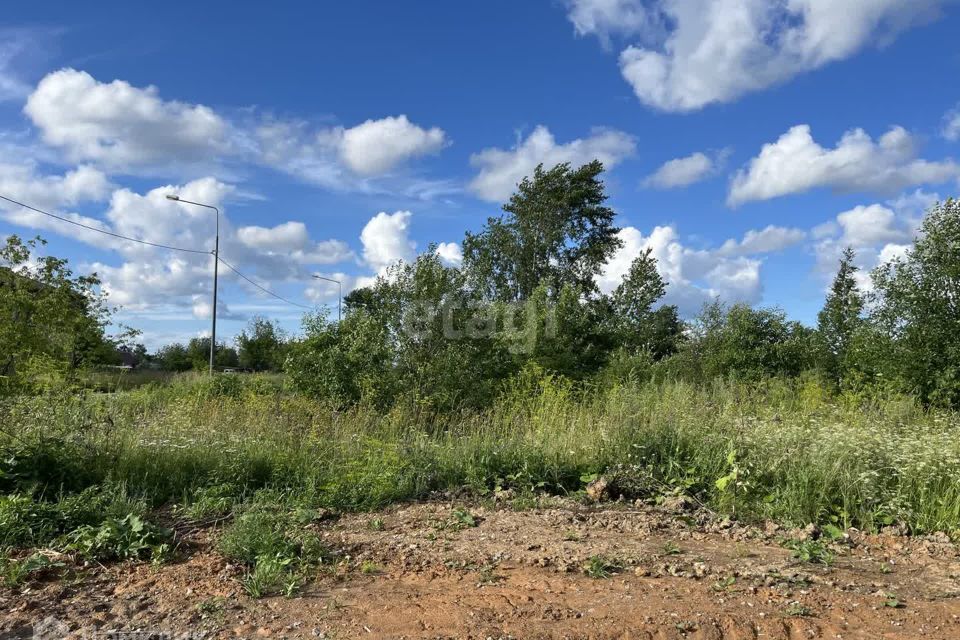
2,497,959,639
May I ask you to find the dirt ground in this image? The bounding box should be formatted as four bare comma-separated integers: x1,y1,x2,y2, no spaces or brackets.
2,497,959,640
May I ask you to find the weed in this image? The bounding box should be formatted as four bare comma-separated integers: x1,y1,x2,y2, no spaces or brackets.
177,484,240,522
711,576,736,592
583,555,621,579
781,538,834,566
563,529,581,542
663,541,683,556
219,493,330,598
242,553,295,598
477,563,502,585
367,517,385,531
359,560,381,575
784,602,813,617
0,551,65,588
883,594,905,608
65,514,171,562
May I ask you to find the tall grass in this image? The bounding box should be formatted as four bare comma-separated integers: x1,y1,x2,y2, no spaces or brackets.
2,372,959,535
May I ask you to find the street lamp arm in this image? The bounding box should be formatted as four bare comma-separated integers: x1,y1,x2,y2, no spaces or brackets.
312,274,343,322
167,193,220,375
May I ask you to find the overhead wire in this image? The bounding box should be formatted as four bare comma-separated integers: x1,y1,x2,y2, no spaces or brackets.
216,255,313,309
1,193,316,310
0,194,211,254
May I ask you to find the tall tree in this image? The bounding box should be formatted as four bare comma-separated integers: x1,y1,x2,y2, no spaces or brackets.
817,247,863,381
236,317,287,371
0,235,113,384
871,198,960,406
462,161,622,302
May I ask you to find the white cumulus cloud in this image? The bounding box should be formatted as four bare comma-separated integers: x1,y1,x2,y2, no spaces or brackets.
360,210,416,272
336,115,447,175
642,150,728,189
598,223,801,314
567,0,945,112
468,125,635,202
728,124,959,206
25,68,230,170
435,242,463,266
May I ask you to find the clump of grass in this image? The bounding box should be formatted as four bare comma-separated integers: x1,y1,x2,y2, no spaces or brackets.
218,492,331,597
0,551,65,588
177,483,241,522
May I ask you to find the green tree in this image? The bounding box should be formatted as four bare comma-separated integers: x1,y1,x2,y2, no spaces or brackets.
236,317,287,371
680,302,815,381
156,343,192,372
871,198,960,406
609,248,681,358
285,310,395,407
816,247,864,383
0,235,115,387
462,161,622,302
185,337,239,371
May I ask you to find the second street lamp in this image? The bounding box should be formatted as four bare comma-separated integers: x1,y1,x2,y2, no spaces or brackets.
166,194,220,375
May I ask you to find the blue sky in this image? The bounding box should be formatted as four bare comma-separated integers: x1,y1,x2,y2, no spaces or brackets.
2,1,959,349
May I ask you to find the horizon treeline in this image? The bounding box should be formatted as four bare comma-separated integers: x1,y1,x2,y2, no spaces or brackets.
3,160,959,409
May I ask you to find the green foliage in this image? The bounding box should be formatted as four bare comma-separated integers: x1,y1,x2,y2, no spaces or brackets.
462,160,622,302
65,514,171,562
0,551,65,588
675,302,816,382
871,198,960,407
236,317,288,371
817,247,864,383
583,554,621,578
781,538,834,566
286,309,395,407
218,493,330,597
0,235,121,391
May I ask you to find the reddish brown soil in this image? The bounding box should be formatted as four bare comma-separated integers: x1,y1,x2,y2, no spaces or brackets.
2,498,959,639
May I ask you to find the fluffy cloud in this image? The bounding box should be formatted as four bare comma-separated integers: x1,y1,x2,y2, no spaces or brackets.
360,210,416,272
565,0,662,46
0,162,116,248
336,116,446,175
598,224,800,314
468,125,635,202
23,69,449,191
642,150,728,189
3,171,355,312
257,115,448,187
728,125,959,206
25,69,230,170
718,225,806,255
609,0,945,111
812,192,935,292
435,242,463,266
236,221,354,265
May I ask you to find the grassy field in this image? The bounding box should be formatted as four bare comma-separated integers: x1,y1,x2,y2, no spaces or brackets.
2,372,959,593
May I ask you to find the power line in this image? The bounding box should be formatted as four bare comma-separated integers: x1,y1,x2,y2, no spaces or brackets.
217,255,313,309
2,193,317,311
0,194,211,255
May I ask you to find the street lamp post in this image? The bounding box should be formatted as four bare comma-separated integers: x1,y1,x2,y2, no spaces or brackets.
312,275,342,322
166,194,220,375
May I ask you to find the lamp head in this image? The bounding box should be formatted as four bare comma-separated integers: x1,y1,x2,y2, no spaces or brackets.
165,194,180,201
